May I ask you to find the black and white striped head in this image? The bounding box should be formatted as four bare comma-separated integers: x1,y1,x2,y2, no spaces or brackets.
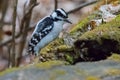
51,8,71,24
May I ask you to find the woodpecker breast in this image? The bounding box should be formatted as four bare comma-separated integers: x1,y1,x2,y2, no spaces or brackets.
28,17,54,54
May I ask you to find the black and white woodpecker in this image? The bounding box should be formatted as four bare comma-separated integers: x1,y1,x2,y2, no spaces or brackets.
28,8,72,56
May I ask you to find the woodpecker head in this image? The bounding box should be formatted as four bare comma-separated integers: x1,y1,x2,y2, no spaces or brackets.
50,8,72,24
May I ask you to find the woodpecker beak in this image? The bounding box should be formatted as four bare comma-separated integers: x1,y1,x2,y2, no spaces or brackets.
64,19,72,24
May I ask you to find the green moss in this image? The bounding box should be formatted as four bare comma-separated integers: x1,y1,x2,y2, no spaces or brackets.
70,18,89,34
0,61,66,77
56,45,73,52
41,38,64,54
57,45,68,51
108,54,120,61
0,63,37,76
75,68,88,76
72,14,120,61
70,13,99,35
78,14,120,43
0,68,18,76
86,76,101,80
65,54,74,64
35,60,66,69
54,70,66,75
49,69,66,80
105,68,120,76
53,69,66,76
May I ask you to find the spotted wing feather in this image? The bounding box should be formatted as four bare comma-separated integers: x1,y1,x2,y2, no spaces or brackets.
28,17,54,54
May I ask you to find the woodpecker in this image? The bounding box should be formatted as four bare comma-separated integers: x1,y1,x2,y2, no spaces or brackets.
28,8,72,56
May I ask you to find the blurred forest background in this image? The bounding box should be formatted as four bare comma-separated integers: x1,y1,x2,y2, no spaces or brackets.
0,0,119,71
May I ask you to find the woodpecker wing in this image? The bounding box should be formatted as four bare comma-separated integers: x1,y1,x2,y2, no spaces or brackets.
28,17,54,54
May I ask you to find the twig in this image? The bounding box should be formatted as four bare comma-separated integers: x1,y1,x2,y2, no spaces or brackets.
16,0,38,66
0,0,9,54
0,25,35,47
67,0,98,14
8,44,11,67
54,0,58,10
18,1,38,56
20,2,39,34
0,2,38,47
11,0,18,67
0,21,11,25
0,0,8,28
0,33,20,47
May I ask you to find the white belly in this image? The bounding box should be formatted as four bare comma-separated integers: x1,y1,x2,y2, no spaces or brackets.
34,21,64,54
